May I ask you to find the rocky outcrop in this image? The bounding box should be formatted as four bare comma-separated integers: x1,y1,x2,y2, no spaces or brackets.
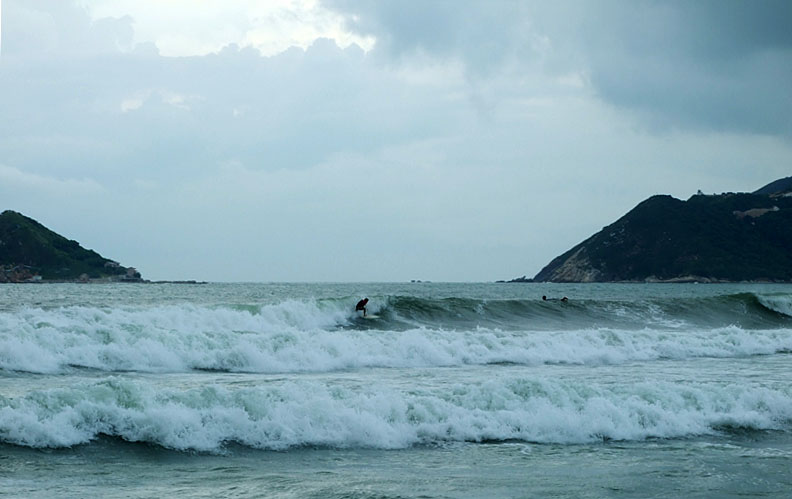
0,264,35,283
534,247,603,283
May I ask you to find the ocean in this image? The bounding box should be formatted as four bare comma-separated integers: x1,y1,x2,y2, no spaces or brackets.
1,282,791,498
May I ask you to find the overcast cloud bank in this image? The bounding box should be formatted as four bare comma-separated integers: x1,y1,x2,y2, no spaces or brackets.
1,0,790,281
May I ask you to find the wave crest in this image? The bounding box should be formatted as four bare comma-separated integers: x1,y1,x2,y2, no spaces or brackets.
2,299,792,374
2,377,790,451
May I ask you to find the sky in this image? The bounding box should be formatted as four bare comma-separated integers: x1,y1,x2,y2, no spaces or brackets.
1,0,790,282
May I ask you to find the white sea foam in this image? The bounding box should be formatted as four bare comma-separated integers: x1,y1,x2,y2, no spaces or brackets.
758,294,792,317
1,304,791,374
1,376,790,451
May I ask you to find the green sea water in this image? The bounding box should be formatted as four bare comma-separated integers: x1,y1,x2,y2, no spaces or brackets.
2,282,792,498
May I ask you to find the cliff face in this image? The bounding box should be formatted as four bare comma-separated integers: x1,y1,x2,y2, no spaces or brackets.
531,178,792,283
0,210,138,282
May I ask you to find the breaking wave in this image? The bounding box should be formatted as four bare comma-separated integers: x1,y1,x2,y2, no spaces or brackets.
1,293,791,374
1,376,790,452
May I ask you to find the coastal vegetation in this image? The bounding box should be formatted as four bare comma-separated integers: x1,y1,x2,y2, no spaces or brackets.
0,210,139,282
527,177,792,283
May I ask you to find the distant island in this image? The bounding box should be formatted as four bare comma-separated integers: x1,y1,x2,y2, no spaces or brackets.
510,176,792,283
0,210,143,283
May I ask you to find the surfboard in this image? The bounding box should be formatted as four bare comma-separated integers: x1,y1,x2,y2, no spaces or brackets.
363,315,379,320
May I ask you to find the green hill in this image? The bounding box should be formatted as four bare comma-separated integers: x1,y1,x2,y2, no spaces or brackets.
530,178,792,283
0,210,138,282
753,176,792,196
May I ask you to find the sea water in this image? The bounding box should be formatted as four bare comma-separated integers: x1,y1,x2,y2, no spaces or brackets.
1,282,791,498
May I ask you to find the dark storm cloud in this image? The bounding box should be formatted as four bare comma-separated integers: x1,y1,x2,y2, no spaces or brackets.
324,0,792,137
580,0,792,136
323,0,538,74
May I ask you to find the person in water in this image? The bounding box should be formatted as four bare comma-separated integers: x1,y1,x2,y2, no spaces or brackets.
355,298,369,316
543,295,569,302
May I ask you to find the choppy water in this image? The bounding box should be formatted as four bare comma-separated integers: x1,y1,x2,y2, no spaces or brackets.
2,282,792,497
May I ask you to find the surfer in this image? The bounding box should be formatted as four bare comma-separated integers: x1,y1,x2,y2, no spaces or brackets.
355,298,369,317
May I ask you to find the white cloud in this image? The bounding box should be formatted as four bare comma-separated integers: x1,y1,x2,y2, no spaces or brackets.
120,92,148,112
77,0,374,56
119,90,197,112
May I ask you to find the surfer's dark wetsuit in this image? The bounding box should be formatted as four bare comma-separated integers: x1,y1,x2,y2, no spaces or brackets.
355,298,369,316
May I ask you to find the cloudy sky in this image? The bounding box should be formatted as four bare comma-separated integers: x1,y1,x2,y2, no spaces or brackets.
1,0,790,282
